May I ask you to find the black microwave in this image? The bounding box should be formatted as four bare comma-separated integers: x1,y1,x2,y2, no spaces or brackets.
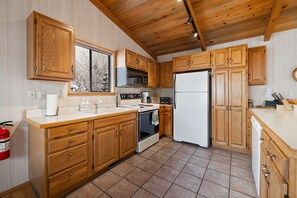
117,67,148,87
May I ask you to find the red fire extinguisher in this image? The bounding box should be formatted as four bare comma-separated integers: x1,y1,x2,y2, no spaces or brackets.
0,121,13,160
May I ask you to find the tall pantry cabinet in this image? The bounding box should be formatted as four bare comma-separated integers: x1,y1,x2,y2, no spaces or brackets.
212,45,248,152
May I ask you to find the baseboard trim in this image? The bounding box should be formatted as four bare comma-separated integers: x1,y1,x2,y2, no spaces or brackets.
0,181,31,197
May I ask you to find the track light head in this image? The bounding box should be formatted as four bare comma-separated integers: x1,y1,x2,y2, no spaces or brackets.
186,17,193,25
192,31,198,38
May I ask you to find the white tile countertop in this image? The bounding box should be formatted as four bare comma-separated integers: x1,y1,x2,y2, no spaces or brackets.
250,108,297,150
24,107,137,128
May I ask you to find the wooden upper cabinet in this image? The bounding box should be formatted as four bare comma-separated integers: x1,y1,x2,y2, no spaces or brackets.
190,51,211,69
154,62,160,88
212,70,229,146
172,55,190,72
147,59,154,87
248,46,266,85
212,48,228,69
137,54,147,71
119,120,136,158
125,50,138,69
160,61,173,88
212,45,247,70
27,11,75,81
228,45,247,68
228,69,247,149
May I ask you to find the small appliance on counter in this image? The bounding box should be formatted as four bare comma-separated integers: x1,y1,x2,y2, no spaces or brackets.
160,97,172,104
141,91,152,103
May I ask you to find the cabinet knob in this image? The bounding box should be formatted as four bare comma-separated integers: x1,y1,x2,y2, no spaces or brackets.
268,152,276,159
120,131,123,136
68,128,74,132
69,172,73,176
68,140,73,144
116,131,118,137
68,152,73,157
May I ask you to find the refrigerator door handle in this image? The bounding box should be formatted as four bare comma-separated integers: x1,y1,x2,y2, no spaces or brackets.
173,74,176,109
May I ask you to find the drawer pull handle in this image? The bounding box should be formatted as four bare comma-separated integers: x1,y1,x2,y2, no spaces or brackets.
68,128,74,132
68,140,73,144
69,172,73,176
68,152,73,157
116,131,118,137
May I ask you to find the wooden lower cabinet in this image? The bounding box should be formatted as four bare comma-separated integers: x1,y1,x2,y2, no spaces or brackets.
159,107,165,137
159,106,173,138
28,112,137,198
253,119,291,198
94,125,119,172
247,112,252,152
119,120,137,158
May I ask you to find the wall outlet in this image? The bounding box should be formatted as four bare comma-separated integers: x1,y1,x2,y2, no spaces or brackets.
28,90,36,100
36,90,46,100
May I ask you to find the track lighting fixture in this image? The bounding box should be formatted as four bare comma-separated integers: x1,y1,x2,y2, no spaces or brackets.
192,31,198,38
186,16,193,25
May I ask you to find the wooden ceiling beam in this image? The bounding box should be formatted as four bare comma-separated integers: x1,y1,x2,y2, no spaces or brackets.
89,0,157,59
184,0,206,51
264,0,284,41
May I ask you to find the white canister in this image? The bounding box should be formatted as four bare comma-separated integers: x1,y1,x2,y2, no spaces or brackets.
46,94,58,116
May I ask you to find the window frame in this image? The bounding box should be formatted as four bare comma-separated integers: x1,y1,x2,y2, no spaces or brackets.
68,39,116,96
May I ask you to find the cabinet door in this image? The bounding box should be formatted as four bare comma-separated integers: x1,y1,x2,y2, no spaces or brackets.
228,45,247,68
229,69,247,149
126,50,138,69
268,162,288,198
154,62,160,87
137,55,147,71
212,71,229,146
164,112,172,138
94,125,119,172
211,49,228,69
190,51,211,69
160,61,173,88
260,148,269,198
248,46,266,85
35,14,75,80
172,55,190,72
159,111,165,137
119,120,136,158
147,59,154,87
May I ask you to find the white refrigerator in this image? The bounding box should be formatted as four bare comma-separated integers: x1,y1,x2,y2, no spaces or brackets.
173,71,210,147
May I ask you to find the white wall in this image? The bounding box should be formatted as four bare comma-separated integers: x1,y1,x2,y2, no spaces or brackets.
0,0,153,192
157,29,297,105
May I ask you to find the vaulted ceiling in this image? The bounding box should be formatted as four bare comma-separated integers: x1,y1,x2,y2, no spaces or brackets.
90,0,297,59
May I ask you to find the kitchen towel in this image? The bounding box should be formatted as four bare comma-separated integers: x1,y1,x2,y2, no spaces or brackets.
152,109,159,126
46,94,58,116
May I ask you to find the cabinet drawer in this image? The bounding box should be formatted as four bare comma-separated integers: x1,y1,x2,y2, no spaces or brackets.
49,161,87,197
268,140,289,181
48,122,88,139
94,113,136,129
48,133,87,153
165,106,172,112
48,143,87,175
261,130,270,151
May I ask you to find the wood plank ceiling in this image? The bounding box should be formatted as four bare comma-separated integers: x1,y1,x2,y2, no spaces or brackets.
90,0,297,58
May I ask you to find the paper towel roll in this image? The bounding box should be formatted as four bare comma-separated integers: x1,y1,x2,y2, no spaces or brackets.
46,94,58,116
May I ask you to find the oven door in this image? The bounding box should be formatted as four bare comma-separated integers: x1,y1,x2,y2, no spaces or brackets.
139,110,159,141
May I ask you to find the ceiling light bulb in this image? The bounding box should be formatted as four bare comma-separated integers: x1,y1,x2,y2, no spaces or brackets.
177,0,182,2
192,31,198,37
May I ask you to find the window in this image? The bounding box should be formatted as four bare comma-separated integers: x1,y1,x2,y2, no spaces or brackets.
69,40,114,95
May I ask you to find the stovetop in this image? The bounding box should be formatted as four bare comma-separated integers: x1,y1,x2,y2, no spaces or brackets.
117,93,159,112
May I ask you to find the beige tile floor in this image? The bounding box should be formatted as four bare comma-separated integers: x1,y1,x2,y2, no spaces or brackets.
67,137,257,198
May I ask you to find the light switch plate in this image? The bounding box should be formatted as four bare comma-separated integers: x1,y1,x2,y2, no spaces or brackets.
36,90,46,100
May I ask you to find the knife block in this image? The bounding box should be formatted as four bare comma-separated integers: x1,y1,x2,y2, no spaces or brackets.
277,99,294,111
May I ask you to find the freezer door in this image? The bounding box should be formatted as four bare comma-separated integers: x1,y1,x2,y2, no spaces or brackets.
173,92,209,147
175,71,209,92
